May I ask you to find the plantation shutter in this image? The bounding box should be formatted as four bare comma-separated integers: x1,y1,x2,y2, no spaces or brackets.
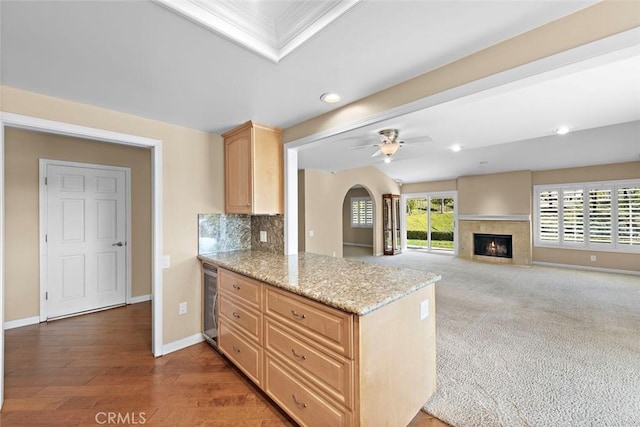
562,189,584,243
618,186,640,246
351,197,373,228
588,188,612,244
539,190,559,242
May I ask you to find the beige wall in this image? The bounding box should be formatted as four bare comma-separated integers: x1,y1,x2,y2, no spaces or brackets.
1,86,224,345
532,161,640,185
302,167,399,257
532,161,640,272
342,187,374,247
4,128,152,321
458,171,532,215
401,179,457,194
283,1,640,143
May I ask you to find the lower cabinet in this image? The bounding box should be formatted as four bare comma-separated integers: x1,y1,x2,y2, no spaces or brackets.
216,267,436,426
264,353,353,427
218,321,262,386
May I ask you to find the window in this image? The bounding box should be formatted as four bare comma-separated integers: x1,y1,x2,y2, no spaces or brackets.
351,197,373,228
534,180,640,252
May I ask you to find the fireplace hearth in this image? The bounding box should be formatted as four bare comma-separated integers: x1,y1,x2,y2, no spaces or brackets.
474,233,513,259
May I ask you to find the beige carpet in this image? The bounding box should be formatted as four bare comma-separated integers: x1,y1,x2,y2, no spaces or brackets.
349,251,640,427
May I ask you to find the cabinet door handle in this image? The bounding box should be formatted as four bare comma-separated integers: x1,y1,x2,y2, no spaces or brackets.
232,345,241,353
232,312,241,319
291,310,306,320
291,394,307,409
232,284,241,290
291,349,307,361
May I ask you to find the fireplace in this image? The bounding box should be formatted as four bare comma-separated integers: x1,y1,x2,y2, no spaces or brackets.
473,233,513,259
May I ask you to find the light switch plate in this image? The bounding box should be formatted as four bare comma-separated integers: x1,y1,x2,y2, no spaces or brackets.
260,230,267,242
420,299,429,320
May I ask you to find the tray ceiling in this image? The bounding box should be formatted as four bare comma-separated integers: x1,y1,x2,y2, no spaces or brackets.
155,0,362,62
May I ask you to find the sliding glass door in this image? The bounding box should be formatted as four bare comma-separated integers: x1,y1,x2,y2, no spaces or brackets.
404,192,457,254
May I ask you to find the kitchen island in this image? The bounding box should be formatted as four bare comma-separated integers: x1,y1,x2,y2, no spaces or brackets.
199,250,440,426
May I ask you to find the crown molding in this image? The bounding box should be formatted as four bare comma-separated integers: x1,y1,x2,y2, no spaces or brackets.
155,0,362,63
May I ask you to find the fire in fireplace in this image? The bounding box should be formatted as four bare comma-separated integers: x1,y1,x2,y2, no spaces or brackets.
473,233,513,258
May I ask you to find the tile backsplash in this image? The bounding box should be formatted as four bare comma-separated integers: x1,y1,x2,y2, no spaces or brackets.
198,213,251,254
198,213,284,255
251,215,284,254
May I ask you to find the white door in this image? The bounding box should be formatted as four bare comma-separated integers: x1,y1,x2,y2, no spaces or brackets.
45,163,127,319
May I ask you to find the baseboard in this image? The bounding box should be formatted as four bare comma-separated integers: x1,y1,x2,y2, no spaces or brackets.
533,261,640,276
4,316,40,330
162,332,205,355
129,294,152,304
343,242,373,248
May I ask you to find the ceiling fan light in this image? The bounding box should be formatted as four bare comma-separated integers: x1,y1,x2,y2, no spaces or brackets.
384,156,392,164
380,143,399,156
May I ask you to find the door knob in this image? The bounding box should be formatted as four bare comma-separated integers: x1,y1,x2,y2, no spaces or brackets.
112,242,124,247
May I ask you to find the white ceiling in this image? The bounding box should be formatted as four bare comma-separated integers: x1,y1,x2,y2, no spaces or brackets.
298,51,640,183
1,0,638,185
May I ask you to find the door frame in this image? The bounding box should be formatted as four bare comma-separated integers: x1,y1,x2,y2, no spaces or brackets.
39,159,132,321
0,111,164,407
401,191,459,256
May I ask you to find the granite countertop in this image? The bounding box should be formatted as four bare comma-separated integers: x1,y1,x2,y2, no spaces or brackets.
198,250,440,316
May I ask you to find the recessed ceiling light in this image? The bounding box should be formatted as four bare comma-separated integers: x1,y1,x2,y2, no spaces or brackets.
479,161,488,166
554,126,571,135
451,144,462,152
320,92,341,103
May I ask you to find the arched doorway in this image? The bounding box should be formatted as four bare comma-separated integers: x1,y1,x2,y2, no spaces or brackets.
342,185,374,257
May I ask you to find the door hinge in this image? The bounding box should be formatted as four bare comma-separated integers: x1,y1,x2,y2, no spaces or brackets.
45,234,48,243
45,292,48,300
45,177,48,185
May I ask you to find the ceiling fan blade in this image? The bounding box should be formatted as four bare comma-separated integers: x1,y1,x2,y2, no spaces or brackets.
371,149,382,157
402,135,434,144
347,144,380,150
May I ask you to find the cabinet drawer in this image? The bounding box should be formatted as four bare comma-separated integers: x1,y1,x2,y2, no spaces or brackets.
219,322,262,386
219,293,261,342
219,269,262,308
265,287,353,358
265,319,353,409
265,354,352,427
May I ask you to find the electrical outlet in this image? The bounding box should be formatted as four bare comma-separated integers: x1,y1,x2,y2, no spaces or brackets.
309,230,314,237
161,255,170,269
420,299,429,320
590,255,597,262
179,302,187,315
260,230,267,242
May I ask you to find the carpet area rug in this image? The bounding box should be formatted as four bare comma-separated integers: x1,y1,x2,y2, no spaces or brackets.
352,252,640,427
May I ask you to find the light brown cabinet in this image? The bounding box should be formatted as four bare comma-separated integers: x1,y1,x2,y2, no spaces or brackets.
218,269,264,385
215,266,436,426
223,121,283,214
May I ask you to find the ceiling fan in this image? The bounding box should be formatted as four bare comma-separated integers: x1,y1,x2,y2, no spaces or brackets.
348,129,432,163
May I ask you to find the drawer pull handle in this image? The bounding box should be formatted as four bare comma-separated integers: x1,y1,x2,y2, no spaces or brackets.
232,284,241,290
232,312,241,319
291,349,307,361
232,345,241,353
291,310,306,320
291,394,307,409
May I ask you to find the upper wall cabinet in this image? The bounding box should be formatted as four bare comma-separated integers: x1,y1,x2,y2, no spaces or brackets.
223,121,283,215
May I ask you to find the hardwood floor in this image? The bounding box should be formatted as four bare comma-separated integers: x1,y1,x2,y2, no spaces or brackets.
0,302,448,426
